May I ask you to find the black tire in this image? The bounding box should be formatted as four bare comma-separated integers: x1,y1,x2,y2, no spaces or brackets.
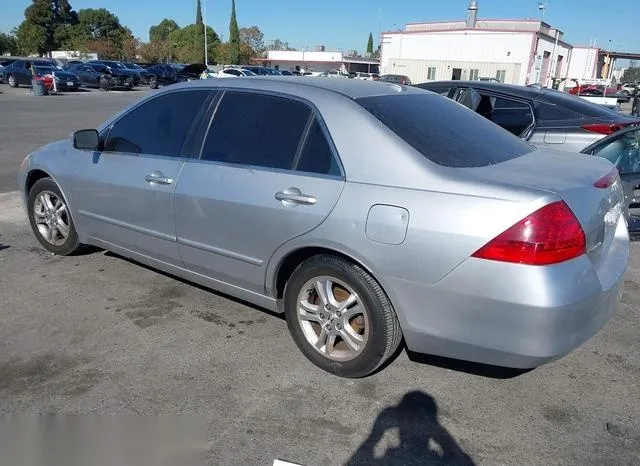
284,254,403,378
8,74,18,88
27,178,82,256
149,76,158,89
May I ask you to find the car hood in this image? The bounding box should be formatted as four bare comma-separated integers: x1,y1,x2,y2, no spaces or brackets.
179,64,207,76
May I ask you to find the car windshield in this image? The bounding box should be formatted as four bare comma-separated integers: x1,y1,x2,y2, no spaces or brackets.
356,93,534,168
172,64,186,72
124,62,142,69
241,69,257,76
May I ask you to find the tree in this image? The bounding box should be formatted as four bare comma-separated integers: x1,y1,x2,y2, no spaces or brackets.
194,0,205,63
228,0,240,64
75,8,121,41
0,33,19,55
149,18,179,43
173,24,220,64
366,32,374,55
264,38,295,51
239,26,264,53
19,0,79,55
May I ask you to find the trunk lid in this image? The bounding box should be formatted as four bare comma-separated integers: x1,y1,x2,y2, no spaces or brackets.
459,149,625,266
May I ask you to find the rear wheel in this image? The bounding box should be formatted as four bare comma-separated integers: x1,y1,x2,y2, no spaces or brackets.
284,255,403,378
8,74,18,87
27,178,83,256
149,76,158,89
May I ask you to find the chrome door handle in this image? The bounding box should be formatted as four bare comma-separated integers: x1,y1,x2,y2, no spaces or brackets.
275,188,317,205
145,171,173,185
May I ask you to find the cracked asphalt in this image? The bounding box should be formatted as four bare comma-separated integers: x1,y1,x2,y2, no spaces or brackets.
0,85,639,465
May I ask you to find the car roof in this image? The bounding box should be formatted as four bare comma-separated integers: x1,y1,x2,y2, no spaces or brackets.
170,76,423,99
418,80,546,98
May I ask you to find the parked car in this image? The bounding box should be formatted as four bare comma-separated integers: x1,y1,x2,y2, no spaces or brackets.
3,59,80,91
415,80,640,152
0,58,19,83
582,125,640,233
18,78,628,378
86,60,139,85
146,63,206,88
216,68,257,78
569,84,630,103
355,72,374,81
378,74,412,85
121,61,153,85
241,66,281,76
66,63,134,90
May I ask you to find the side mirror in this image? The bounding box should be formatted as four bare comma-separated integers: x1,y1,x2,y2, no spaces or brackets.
73,129,100,151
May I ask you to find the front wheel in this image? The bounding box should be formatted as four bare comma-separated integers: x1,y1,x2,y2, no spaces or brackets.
27,178,83,256
149,76,158,89
284,255,403,378
8,74,18,87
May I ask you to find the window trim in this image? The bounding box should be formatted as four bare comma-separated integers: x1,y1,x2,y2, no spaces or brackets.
102,88,216,159
194,88,345,180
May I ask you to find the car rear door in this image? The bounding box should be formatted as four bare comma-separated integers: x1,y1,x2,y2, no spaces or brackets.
71,89,216,264
174,90,345,295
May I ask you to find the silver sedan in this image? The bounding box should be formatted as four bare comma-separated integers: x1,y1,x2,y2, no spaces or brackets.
18,77,629,378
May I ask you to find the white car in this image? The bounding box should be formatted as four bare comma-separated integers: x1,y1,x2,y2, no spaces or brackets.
355,72,373,81
215,68,257,78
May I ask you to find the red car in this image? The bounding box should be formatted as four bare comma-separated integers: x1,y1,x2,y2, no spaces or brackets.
570,84,617,96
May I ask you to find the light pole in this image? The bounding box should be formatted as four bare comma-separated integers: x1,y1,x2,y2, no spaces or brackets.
203,0,208,66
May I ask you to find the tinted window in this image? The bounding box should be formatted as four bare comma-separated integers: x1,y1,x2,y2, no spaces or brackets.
418,84,452,96
201,91,311,170
483,95,534,136
296,120,341,176
536,102,582,120
541,90,622,118
593,130,640,175
356,94,534,168
105,90,211,156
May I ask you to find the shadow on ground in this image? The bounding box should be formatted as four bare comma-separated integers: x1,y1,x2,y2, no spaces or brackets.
346,391,476,465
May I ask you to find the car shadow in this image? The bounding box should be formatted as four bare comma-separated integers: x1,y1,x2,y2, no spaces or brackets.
407,351,531,379
346,390,476,465
102,250,285,321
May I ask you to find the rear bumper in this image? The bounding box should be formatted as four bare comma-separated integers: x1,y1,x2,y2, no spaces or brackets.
392,218,629,369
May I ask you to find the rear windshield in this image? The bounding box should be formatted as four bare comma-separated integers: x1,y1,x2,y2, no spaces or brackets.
356,93,534,168
541,90,622,118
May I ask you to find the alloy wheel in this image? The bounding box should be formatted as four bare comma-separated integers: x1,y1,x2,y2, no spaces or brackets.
32,191,70,246
296,276,370,361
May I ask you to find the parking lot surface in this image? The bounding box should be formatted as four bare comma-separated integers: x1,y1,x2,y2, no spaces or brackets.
1,85,639,465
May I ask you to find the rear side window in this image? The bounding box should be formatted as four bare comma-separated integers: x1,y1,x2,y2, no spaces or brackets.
295,120,341,176
356,94,534,168
201,91,311,170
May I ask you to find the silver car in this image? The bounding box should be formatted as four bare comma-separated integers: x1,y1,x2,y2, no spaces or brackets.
18,78,629,378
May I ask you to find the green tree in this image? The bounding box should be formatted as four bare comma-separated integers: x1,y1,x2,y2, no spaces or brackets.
194,0,205,63
75,8,121,40
366,32,374,55
239,25,264,53
0,33,19,55
173,24,220,64
228,0,240,64
149,18,179,43
20,0,78,55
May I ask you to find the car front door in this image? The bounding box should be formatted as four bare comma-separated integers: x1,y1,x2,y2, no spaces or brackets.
584,127,640,231
17,61,32,85
71,89,216,264
174,90,345,294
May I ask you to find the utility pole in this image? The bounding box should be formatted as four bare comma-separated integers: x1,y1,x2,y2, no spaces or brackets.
203,0,208,66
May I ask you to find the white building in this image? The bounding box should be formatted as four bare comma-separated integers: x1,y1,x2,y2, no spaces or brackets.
380,1,572,86
252,49,379,75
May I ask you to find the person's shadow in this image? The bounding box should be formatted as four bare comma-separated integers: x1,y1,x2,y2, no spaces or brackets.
346,391,476,465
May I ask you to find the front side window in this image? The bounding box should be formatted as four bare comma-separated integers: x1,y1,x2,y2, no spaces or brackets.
593,130,640,175
201,91,311,170
104,90,212,157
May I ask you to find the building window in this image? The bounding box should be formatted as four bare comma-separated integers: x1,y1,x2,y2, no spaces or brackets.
427,67,436,80
469,69,479,80
496,70,507,83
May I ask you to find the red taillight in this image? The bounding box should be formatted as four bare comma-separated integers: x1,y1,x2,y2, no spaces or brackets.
581,123,627,135
593,167,619,189
472,201,586,266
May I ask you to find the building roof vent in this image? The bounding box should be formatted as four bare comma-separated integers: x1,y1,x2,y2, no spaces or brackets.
466,0,478,28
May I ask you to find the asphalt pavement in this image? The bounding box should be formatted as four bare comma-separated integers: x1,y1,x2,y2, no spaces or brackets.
0,84,639,465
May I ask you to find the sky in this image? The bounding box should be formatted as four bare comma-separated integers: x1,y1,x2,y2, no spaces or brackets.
2,0,639,56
